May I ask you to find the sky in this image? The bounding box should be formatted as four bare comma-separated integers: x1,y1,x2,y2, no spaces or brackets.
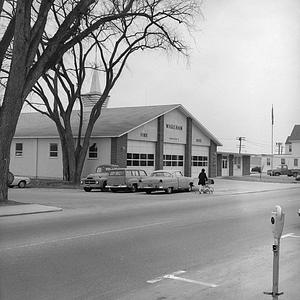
93,0,300,154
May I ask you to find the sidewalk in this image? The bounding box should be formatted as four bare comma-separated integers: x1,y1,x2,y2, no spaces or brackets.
213,177,299,194
0,202,62,217
192,177,299,195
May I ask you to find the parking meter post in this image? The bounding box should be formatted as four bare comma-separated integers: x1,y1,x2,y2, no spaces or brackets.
271,239,283,299
264,206,284,299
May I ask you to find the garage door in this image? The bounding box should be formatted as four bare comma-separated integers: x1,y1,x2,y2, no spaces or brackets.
163,143,185,173
127,140,156,175
191,145,209,179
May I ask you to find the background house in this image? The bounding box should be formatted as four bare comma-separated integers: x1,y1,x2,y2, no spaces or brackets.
285,125,300,156
251,125,300,173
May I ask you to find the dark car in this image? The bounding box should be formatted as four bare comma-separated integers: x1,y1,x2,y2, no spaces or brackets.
106,168,147,192
80,164,119,192
251,166,261,173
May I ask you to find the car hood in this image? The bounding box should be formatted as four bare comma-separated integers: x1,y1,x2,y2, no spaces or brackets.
141,176,166,181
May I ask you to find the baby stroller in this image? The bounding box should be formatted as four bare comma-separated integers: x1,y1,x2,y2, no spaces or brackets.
199,178,214,194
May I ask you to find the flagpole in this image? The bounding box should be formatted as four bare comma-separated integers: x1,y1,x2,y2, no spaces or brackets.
271,105,274,172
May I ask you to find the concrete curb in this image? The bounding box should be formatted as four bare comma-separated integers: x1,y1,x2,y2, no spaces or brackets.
0,204,63,217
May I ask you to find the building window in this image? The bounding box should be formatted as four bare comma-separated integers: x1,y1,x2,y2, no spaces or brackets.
294,159,298,167
267,158,271,166
49,143,58,157
89,143,98,159
163,154,184,167
281,158,285,165
192,156,208,167
15,143,23,157
127,153,154,166
222,156,228,169
288,144,292,153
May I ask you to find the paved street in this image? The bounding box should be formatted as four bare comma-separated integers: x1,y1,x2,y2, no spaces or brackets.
0,179,300,300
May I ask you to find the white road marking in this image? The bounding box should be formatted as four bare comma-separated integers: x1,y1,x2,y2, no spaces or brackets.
147,270,218,288
147,270,186,284
281,233,294,239
281,233,300,239
0,221,173,251
164,274,218,288
146,277,164,284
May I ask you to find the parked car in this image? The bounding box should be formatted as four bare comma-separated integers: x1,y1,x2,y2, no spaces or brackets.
106,168,148,192
251,166,261,173
267,164,300,177
9,175,31,188
139,170,194,194
80,164,119,192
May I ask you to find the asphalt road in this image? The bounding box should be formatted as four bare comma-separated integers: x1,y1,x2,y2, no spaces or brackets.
1,183,300,300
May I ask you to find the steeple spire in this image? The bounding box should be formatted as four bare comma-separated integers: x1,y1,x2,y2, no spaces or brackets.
90,67,101,93
81,50,110,110
90,50,101,93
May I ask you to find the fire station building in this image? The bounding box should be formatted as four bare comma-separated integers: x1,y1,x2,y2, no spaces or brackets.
10,104,251,179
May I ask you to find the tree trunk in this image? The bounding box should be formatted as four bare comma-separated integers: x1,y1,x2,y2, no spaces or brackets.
73,148,87,184
61,139,70,181
0,95,24,202
0,146,10,202
0,1,30,202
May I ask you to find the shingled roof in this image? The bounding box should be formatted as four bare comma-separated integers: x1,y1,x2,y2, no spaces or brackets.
285,125,300,143
15,104,222,146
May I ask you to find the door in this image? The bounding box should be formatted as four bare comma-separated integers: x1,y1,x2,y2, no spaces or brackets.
222,155,229,176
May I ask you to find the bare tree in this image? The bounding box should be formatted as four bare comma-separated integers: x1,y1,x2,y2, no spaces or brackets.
27,41,93,182
0,0,200,201
0,0,136,202
26,0,200,184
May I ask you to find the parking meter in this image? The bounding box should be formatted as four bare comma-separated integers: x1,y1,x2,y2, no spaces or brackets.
271,205,285,240
264,205,285,299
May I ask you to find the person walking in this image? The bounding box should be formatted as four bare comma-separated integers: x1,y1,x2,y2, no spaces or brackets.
198,168,208,193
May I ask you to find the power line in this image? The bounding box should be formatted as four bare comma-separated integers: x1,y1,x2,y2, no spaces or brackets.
247,139,270,147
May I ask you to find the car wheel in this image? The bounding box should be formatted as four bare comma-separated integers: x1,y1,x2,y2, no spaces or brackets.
84,187,92,192
101,181,107,191
131,184,137,193
18,181,26,188
146,190,152,194
293,172,298,177
165,187,173,194
275,172,280,176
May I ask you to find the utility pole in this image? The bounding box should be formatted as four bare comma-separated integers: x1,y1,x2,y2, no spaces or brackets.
236,137,246,154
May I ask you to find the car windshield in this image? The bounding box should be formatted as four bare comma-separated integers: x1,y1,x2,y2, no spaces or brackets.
96,166,117,173
151,172,171,177
96,167,105,173
109,170,125,176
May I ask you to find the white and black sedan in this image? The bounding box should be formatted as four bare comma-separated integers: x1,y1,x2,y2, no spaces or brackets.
9,175,31,188
139,170,193,194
